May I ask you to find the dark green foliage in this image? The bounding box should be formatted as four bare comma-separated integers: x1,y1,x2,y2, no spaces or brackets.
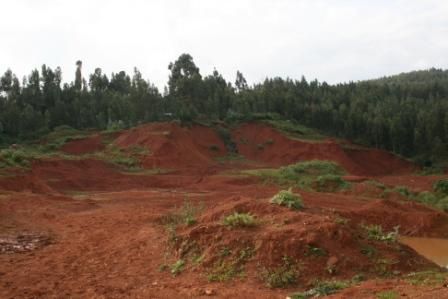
2,56,448,166
315,174,349,192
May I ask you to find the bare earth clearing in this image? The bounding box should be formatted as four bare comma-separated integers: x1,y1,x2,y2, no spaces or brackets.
1,122,447,298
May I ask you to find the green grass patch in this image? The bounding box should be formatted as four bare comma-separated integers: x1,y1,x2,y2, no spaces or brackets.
223,212,257,228
263,119,325,141
270,188,304,210
91,145,141,169
245,160,349,192
170,259,185,276
376,291,398,299
40,125,88,151
405,270,448,286
0,146,76,169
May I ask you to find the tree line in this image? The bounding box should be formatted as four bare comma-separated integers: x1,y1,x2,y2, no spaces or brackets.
1,53,448,165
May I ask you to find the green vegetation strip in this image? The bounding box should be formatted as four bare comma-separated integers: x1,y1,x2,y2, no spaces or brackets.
244,160,350,192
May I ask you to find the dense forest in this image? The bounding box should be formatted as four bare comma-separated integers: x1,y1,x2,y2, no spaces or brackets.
1,54,448,165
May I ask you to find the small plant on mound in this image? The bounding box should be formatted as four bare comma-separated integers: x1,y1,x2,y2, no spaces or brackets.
170,259,185,276
159,199,204,227
208,144,220,151
270,188,304,210
362,224,399,243
207,246,255,282
223,212,257,228
290,280,351,299
261,256,298,288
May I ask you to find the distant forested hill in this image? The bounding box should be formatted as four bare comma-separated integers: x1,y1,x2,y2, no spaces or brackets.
1,55,447,165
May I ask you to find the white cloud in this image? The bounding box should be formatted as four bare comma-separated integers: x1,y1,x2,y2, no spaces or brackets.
0,0,447,89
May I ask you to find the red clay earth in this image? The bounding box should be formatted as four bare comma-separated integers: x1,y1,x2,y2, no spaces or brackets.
61,134,106,155
232,122,415,176
0,121,447,298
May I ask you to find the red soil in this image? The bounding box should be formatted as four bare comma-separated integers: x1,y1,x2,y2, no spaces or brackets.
1,122,447,298
232,123,414,176
114,122,226,169
61,134,107,155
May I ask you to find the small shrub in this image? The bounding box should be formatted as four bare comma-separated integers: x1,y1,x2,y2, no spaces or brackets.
290,280,350,298
170,259,185,276
209,144,220,151
363,224,399,243
360,245,377,258
435,196,448,211
159,199,203,227
376,290,398,299
279,160,345,178
305,245,327,257
223,212,257,228
314,174,349,192
394,185,411,197
434,179,448,195
270,189,304,210
261,256,298,288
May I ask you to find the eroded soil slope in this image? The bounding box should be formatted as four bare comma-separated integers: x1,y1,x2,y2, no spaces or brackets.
0,121,447,298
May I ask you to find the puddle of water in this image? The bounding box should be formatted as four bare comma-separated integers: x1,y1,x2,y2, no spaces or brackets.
400,236,448,268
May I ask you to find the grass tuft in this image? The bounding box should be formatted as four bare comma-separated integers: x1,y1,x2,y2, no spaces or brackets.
271,188,304,210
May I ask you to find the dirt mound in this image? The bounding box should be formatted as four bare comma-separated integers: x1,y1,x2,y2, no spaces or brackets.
341,199,448,238
61,134,107,155
114,122,226,169
171,196,435,287
29,159,150,192
0,173,56,194
232,123,414,176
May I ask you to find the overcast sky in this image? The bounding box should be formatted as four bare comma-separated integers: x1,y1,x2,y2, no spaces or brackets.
1,0,447,89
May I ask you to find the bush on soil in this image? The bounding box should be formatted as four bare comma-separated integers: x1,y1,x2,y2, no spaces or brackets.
261,256,298,288
434,179,448,195
270,189,304,210
223,212,257,228
362,224,399,243
207,246,254,282
290,280,351,299
314,174,350,192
